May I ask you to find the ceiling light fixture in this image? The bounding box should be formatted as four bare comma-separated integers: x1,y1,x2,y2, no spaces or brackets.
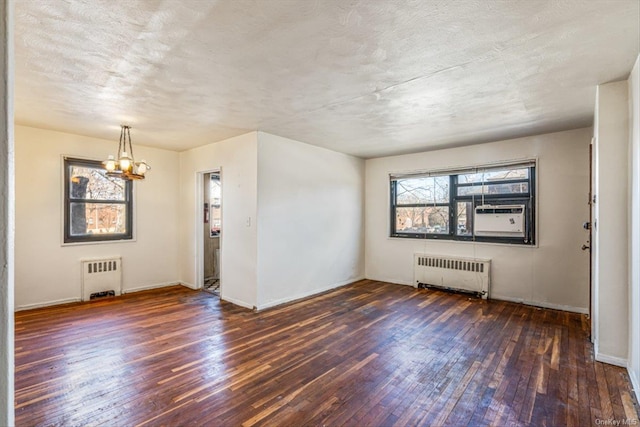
103,125,150,180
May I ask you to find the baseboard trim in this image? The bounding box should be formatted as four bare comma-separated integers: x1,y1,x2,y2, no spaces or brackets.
492,295,589,314
16,281,185,311
629,367,640,404
594,350,628,368
364,276,413,287
220,295,254,310
123,281,182,294
179,281,199,290
365,279,590,314
256,276,366,311
16,297,81,311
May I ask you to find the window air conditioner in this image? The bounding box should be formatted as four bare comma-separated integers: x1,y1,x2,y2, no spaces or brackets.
474,204,525,238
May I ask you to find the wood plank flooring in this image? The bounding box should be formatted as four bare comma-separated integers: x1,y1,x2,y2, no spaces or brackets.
14,280,639,426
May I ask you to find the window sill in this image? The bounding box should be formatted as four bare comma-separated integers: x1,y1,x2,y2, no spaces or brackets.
386,235,539,249
61,237,137,247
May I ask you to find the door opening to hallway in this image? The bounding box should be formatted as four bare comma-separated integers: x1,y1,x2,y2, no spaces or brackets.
203,172,221,296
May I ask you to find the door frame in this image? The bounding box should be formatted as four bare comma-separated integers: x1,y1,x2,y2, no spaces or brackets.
590,138,598,344
587,144,594,324
196,168,222,294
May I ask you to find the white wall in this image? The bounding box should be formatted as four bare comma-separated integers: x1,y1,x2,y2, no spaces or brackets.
628,55,640,399
255,132,365,309
593,81,630,365
178,132,258,309
365,128,591,313
14,126,181,309
15,127,357,313
0,0,14,424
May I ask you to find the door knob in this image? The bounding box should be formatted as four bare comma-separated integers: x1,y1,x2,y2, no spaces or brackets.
581,244,590,250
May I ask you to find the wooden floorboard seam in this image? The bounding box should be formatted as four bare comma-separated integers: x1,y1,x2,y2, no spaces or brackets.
14,280,640,426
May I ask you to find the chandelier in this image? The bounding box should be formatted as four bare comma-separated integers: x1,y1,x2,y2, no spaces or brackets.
103,125,150,180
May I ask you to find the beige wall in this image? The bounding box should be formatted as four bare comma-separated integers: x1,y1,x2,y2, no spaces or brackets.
593,81,630,365
14,125,181,309
179,131,366,310
256,132,365,309
365,128,591,313
178,132,259,309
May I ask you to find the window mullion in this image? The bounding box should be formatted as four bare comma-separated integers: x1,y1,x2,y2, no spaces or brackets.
456,178,529,187
449,175,455,237
397,203,448,208
390,180,397,235
69,198,126,204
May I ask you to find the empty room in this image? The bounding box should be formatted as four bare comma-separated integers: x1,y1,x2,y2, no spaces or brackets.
1,0,640,425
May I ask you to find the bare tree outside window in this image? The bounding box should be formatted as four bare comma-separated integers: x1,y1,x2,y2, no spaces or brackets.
395,176,449,234
390,164,535,244
64,158,132,243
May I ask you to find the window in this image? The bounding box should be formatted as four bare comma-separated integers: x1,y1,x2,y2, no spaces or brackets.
390,161,536,244
64,157,133,243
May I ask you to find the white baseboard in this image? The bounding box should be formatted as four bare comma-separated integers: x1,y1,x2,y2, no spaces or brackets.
179,281,199,290
16,281,185,311
492,295,589,314
628,367,640,405
16,297,81,311
364,275,413,287
366,280,590,314
594,348,628,368
123,281,182,294
256,276,365,311
171,281,252,309
220,295,254,310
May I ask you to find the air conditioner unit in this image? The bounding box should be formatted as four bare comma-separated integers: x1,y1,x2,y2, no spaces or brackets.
474,204,525,237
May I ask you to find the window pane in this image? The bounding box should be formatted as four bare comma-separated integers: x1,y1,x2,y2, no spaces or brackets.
456,202,473,236
69,166,125,201
458,168,529,184
457,182,529,196
395,206,449,234
433,176,449,203
396,178,430,204
396,177,449,204
69,203,128,236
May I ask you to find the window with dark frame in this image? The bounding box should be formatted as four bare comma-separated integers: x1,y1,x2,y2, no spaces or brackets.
64,157,133,243
390,161,536,245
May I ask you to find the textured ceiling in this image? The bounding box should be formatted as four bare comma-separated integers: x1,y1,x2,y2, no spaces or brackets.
14,0,640,158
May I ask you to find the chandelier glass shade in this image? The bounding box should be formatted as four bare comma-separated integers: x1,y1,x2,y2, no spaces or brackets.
103,125,150,180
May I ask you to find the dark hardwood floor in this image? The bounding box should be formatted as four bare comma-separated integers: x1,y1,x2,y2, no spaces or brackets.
14,280,639,426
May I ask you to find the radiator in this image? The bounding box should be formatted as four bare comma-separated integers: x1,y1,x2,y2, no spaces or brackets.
414,254,490,299
81,257,122,301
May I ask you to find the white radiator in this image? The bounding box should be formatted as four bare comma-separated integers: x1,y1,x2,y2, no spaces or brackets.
81,257,122,301
414,254,490,299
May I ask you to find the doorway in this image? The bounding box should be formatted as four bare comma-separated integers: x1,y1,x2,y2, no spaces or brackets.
203,172,221,296
589,139,597,342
